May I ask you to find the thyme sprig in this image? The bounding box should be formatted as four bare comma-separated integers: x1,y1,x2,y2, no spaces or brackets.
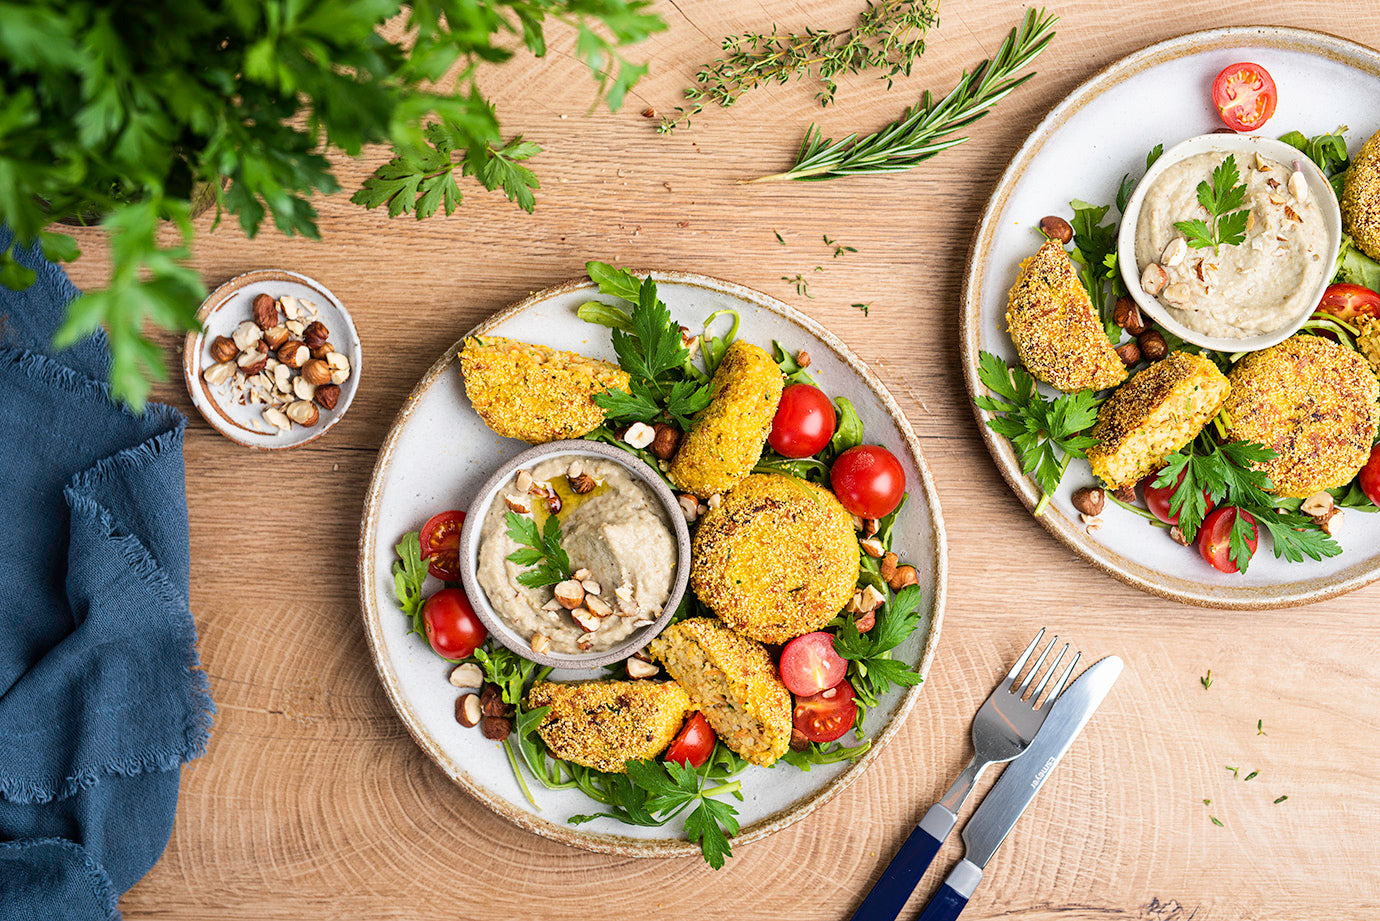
659,0,940,133
747,9,1056,183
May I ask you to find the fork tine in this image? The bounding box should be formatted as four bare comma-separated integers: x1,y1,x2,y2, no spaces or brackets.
1015,634,1057,699
1044,650,1082,704
1029,643,1069,706
1004,629,1046,691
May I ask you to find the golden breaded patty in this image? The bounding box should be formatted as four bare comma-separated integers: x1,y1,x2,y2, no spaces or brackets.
1343,128,1380,261
1088,351,1230,489
1224,335,1380,498
525,680,690,773
691,474,859,644
649,618,791,766
1006,240,1128,392
669,341,783,498
460,336,630,443
1357,316,1380,377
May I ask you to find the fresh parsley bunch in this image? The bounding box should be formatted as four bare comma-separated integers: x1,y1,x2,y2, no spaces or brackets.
975,351,1102,511
1173,154,1251,250
0,0,664,408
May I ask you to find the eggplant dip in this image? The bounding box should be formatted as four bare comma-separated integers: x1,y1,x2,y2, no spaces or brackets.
477,455,675,655
1136,151,1329,338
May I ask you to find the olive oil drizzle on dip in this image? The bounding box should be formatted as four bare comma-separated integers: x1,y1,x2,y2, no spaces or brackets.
1135,151,1328,338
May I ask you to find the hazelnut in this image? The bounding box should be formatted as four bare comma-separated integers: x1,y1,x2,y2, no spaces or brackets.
262,325,289,350
252,292,279,330
585,594,613,617
544,494,562,515
202,361,235,386
887,565,918,591
797,349,811,368
209,335,238,362
1301,491,1335,520
231,320,263,351
859,537,885,558
625,658,659,679
237,343,268,374
286,400,319,426
678,494,699,523
1115,341,1141,366
302,320,329,349
313,384,341,411
571,607,603,633
310,342,334,361
302,358,332,385
857,584,886,613
504,494,531,515
455,693,482,727
1072,486,1105,516
1112,297,1147,335
479,683,510,718
853,610,877,633
278,342,309,368
1039,215,1074,245
449,663,483,688
879,551,899,581
1138,330,1168,362
325,351,350,372
530,633,552,656
569,472,597,494
263,406,291,432
1112,484,1137,504
863,518,880,537
292,376,316,402
480,716,512,741
554,580,585,610
1141,263,1168,296
624,421,655,450
1169,526,1190,546
790,728,811,752
650,423,681,460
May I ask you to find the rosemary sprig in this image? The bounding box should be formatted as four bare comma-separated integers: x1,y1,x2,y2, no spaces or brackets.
748,9,1056,183
660,0,939,133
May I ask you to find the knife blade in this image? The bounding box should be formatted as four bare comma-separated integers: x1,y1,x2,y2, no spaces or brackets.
916,655,1123,921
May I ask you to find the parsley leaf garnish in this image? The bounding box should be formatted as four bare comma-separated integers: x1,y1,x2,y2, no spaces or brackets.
584,262,712,429
975,351,1101,509
391,531,429,634
832,583,926,727
1173,154,1250,249
505,510,572,588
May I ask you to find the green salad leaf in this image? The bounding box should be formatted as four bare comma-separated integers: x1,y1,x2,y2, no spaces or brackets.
832,583,926,728
828,396,865,457
391,531,429,634
1068,199,1121,338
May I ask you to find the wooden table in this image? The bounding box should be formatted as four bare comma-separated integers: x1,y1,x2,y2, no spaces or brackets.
62,2,1380,917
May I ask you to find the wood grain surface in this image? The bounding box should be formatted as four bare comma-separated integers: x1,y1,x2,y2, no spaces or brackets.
58,1,1380,918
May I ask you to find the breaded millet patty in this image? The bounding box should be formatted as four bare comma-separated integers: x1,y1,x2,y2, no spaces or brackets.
526,679,691,773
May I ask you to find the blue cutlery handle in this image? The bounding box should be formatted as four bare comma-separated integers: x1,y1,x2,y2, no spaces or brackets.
915,859,984,921
846,805,956,921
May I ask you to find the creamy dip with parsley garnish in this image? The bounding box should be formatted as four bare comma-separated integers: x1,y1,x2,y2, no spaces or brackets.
1136,151,1329,338
477,455,675,655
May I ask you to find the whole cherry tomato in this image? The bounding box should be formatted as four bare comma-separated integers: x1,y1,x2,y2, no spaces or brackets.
830,445,905,518
422,588,487,660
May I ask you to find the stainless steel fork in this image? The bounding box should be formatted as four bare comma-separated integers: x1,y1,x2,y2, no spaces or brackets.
846,629,1080,921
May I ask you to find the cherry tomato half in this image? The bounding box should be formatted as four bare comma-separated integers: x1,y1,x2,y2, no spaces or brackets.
1197,507,1259,574
830,445,905,519
1212,62,1278,132
665,712,717,769
1360,443,1380,507
422,588,487,660
769,384,837,458
1144,467,1214,526
779,632,849,697
1317,283,1380,322
420,510,467,580
793,679,858,743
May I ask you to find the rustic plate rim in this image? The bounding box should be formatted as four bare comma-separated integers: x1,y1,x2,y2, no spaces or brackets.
960,24,1380,610
358,269,949,857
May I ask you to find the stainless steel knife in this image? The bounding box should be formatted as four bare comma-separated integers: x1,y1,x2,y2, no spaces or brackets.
915,655,1124,921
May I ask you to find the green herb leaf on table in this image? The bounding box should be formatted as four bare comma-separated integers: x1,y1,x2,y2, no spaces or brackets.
748,8,1057,183
1173,154,1250,250
975,351,1101,507
505,511,572,588
391,531,429,635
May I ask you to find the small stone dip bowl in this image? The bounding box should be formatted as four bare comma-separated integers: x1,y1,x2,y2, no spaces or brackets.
458,439,691,670
1116,133,1342,354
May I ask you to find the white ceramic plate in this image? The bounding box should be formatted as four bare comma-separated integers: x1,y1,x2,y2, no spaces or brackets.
359,270,948,857
962,26,1380,609
182,269,362,449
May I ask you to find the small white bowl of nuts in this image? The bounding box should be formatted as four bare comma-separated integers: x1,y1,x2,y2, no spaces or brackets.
183,269,361,449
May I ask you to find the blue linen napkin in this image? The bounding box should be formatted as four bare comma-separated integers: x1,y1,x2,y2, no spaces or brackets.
0,227,213,920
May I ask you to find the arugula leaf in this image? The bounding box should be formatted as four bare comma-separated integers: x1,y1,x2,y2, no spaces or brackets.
1173,154,1250,249
1116,144,1162,216
828,396,865,457
773,340,816,385
1336,235,1380,290
575,300,634,333
505,510,572,588
753,451,830,483
975,351,1101,506
1068,199,1119,335
391,531,429,634
780,739,872,770
1281,127,1349,199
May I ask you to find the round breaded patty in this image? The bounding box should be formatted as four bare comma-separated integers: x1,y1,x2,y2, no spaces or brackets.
1343,128,1380,261
690,474,860,644
1224,335,1380,498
